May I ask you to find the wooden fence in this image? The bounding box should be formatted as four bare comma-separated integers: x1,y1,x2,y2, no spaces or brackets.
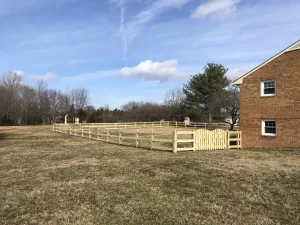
53,124,241,153
54,125,174,151
54,121,236,130
173,129,242,152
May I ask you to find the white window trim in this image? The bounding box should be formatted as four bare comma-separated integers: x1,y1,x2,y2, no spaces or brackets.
262,120,277,136
261,80,276,97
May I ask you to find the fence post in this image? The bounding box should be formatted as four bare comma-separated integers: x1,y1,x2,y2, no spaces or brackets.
239,131,242,149
82,128,84,137
136,130,139,148
97,128,99,140
227,131,230,150
89,128,91,139
144,122,145,128
173,130,177,153
176,121,177,128
193,130,196,151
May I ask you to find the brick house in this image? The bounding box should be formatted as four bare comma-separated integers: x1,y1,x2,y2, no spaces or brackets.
232,40,300,148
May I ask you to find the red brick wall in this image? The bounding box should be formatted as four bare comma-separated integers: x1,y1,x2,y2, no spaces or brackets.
240,49,300,148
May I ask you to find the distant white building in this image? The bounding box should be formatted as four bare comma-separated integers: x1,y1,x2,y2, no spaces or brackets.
225,116,239,125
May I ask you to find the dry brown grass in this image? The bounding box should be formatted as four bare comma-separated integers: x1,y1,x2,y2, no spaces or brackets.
0,126,299,225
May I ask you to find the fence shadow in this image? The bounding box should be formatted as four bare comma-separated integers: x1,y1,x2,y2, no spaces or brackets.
0,133,10,140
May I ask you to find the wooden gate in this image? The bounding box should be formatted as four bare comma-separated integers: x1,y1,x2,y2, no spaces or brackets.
194,129,227,150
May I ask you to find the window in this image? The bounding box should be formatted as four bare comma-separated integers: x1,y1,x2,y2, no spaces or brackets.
262,120,276,136
261,80,276,96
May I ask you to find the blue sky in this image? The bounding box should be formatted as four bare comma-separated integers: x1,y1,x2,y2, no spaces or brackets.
1,0,300,109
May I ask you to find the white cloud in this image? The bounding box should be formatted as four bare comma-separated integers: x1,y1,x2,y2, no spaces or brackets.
191,0,240,19
226,67,249,81
68,60,81,65
118,60,187,81
29,72,58,81
12,70,25,76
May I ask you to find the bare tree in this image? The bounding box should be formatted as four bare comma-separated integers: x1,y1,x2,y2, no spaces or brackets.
122,101,168,122
223,87,240,130
1,72,23,124
70,88,89,110
58,91,71,115
209,86,240,130
20,85,38,125
0,84,6,121
48,89,64,124
0,72,91,125
164,88,185,121
36,81,51,124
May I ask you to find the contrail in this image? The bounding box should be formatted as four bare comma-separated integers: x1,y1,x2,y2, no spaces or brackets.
117,0,191,60
119,0,127,60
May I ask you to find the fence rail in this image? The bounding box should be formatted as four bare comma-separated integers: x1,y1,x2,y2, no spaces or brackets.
54,121,237,130
54,124,173,151
53,123,241,153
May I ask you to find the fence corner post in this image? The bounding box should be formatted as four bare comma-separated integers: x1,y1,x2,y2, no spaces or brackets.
173,130,177,153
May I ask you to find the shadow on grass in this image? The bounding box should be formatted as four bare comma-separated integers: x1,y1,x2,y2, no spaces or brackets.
0,133,10,140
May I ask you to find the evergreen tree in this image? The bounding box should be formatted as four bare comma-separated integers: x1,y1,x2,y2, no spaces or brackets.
183,63,230,120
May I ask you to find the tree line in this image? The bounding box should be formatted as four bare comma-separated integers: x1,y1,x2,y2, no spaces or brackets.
84,63,239,129
0,72,88,125
0,63,239,129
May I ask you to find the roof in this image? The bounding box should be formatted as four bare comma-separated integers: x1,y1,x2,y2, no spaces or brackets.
232,39,300,85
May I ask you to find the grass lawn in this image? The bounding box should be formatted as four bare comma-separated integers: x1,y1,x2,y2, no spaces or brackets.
0,126,299,225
